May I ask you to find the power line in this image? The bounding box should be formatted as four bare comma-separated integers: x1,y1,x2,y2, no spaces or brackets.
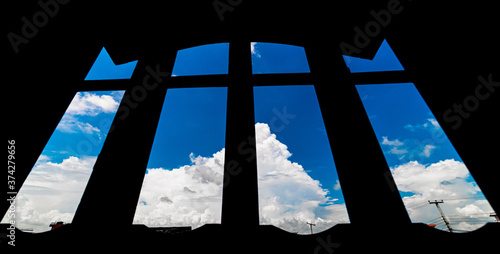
428,200,454,233
440,196,485,201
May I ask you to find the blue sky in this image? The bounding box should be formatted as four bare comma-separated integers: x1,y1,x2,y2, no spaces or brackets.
356,83,494,230
146,87,228,169
356,83,462,167
148,42,341,201
172,43,229,76
251,42,310,74
253,85,343,203
12,41,493,233
147,85,343,199
344,40,494,230
40,90,125,163
2,90,124,232
342,39,404,73
138,41,494,232
136,42,348,233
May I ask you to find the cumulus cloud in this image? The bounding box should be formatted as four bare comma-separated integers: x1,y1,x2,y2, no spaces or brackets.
1,156,97,232
57,115,101,134
255,123,348,233
2,91,124,232
133,150,225,228
133,123,348,234
56,91,123,135
9,122,348,234
66,92,121,116
391,159,495,231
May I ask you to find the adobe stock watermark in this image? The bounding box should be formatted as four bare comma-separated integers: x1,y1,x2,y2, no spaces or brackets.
7,0,71,54
443,73,498,130
383,170,398,193
270,106,297,132
65,63,170,158
339,0,409,57
223,135,255,188
223,107,296,187
313,234,341,254
212,0,244,22
113,63,170,125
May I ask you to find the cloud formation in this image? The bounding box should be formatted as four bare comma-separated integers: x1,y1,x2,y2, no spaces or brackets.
1,91,124,232
255,123,348,233
133,123,349,234
133,150,225,228
57,91,123,135
391,159,495,231
66,92,122,116
1,156,97,232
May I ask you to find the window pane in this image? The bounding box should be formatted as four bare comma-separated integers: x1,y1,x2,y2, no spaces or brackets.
171,43,229,76
84,47,138,80
1,91,125,232
251,42,311,74
254,85,349,234
356,83,495,232
342,39,404,73
133,87,227,230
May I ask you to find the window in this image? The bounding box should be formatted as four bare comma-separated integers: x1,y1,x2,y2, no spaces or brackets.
133,87,227,229
85,47,138,80
342,39,404,73
1,91,125,232
131,42,349,234
171,43,229,76
344,40,495,232
251,42,311,74
254,85,349,234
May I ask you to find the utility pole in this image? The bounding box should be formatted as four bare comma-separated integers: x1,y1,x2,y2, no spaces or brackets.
490,212,499,222
307,222,316,235
428,200,454,233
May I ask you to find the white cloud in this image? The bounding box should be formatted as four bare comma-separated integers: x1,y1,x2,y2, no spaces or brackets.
455,204,488,218
255,123,349,233
333,180,341,191
1,156,97,232
427,118,440,129
133,150,225,228
133,123,349,234
382,136,404,146
251,42,261,58
382,136,408,155
56,114,101,134
55,91,123,135
390,146,408,155
391,159,495,231
404,118,441,132
66,92,121,116
420,144,436,157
